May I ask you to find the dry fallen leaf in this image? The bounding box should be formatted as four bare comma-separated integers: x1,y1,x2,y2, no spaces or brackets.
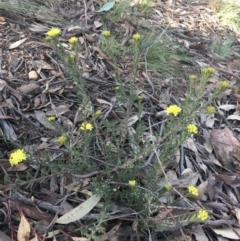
211,127,240,167
56,194,101,224
8,38,28,49
17,211,31,241
212,228,240,239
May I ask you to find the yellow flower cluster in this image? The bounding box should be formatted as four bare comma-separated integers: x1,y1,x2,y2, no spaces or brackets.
165,105,182,117
9,149,27,166
207,106,216,114
48,116,56,122
187,124,198,134
133,33,141,41
187,185,198,196
80,122,93,131
189,75,197,81
201,67,215,76
128,180,136,186
57,135,67,145
220,81,229,89
95,110,102,116
46,28,61,38
197,209,209,221
69,37,78,45
102,30,110,37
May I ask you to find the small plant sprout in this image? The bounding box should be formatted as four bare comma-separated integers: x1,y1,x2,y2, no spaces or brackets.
133,33,141,41
165,105,182,117
102,30,111,37
207,106,216,114
197,210,209,221
187,185,199,197
80,122,93,131
46,28,61,39
48,116,56,122
187,124,198,134
57,135,67,145
9,149,27,166
69,37,78,45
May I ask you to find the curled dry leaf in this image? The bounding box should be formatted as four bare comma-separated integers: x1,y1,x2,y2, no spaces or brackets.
211,127,240,167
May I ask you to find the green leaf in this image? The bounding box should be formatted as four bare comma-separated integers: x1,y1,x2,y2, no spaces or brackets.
97,2,115,12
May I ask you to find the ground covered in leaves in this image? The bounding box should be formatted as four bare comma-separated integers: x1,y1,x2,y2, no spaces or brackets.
0,0,240,240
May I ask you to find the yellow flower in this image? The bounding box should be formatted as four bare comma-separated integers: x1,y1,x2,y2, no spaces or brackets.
128,180,136,186
137,95,143,101
164,184,171,191
187,185,198,196
220,81,229,89
102,30,110,37
80,122,93,131
57,135,67,145
115,86,120,91
189,75,197,81
95,110,102,116
48,116,56,122
133,33,141,41
46,28,61,38
201,67,215,76
165,105,182,117
69,37,78,45
197,210,209,221
9,149,27,166
187,124,198,134
207,106,216,114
